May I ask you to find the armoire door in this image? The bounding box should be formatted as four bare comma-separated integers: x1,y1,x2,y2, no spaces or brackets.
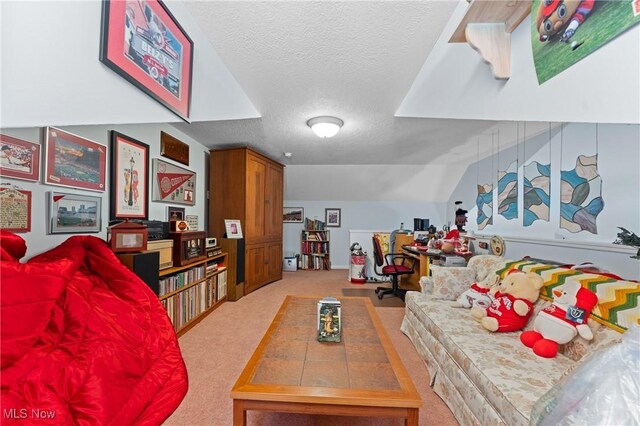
245,244,266,294
266,242,282,283
246,154,267,242
265,163,283,240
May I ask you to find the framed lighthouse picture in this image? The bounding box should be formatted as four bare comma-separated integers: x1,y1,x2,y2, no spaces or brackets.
110,131,149,220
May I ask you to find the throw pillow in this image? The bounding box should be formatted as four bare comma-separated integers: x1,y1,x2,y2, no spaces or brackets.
430,265,476,301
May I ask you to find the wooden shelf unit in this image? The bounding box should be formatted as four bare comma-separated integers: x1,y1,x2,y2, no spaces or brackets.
301,229,330,270
158,252,228,337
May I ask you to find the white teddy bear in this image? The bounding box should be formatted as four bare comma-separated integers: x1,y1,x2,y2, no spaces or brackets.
453,274,499,309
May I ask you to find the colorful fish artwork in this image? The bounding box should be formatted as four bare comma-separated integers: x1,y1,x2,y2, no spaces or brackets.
560,155,604,233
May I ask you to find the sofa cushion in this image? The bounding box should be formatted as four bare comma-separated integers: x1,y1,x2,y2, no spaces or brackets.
405,292,576,424
467,255,507,282
430,265,476,300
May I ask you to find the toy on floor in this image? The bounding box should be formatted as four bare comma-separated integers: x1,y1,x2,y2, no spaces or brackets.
471,270,544,332
453,274,499,309
521,281,598,358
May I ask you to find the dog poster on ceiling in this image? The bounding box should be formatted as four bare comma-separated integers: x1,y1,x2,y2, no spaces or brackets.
152,158,195,206
531,0,640,84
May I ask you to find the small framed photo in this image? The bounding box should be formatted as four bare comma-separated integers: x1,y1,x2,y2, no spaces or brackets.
44,127,107,192
283,207,304,223
100,0,194,122
168,206,185,221
49,192,102,234
325,208,341,228
0,134,41,182
224,219,243,239
110,131,149,220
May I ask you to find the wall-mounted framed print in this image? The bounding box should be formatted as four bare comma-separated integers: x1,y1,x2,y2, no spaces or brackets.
110,131,149,220
152,158,195,205
49,192,102,234
167,206,185,220
0,188,32,232
100,0,194,122
283,207,304,223
44,127,107,192
325,208,341,228
0,134,40,182
160,131,189,165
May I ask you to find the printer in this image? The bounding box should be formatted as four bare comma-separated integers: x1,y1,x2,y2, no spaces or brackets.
442,254,467,267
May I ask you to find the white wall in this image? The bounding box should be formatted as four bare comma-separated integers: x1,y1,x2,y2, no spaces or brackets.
1,123,209,259
0,1,258,128
282,200,446,269
397,0,640,124
449,122,640,279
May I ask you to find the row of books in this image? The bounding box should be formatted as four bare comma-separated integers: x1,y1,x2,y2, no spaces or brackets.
302,241,329,254
160,270,228,331
300,254,331,270
302,231,329,241
159,265,206,296
304,218,326,230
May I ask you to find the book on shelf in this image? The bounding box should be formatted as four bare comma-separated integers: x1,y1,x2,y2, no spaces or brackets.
304,218,326,231
317,297,341,343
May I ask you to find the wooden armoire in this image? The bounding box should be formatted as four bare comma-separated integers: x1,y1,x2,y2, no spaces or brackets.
209,147,284,295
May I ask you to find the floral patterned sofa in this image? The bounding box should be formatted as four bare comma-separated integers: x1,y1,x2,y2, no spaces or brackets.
400,255,632,426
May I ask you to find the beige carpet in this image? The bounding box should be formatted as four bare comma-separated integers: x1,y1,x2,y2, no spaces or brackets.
165,269,458,426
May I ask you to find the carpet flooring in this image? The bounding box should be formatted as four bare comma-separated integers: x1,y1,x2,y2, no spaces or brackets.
165,269,458,426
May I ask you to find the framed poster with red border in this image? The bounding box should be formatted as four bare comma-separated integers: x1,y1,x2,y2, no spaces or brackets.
100,0,194,122
0,134,41,182
44,127,107,192
0,188,32,233
152,158,195,206
109,131,149,220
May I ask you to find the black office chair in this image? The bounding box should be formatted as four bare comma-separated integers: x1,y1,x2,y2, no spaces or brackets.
372,236,416,301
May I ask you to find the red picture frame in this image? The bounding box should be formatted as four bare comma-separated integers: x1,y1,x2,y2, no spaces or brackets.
0,134,41,182
100,0,194,122
0,188,32,233
109,131,149,220
44,127,107,192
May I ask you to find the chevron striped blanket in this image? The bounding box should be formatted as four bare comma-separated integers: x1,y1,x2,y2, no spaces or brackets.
497,260,639,333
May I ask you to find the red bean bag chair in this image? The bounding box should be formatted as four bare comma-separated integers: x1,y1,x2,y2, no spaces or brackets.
1,231,188,425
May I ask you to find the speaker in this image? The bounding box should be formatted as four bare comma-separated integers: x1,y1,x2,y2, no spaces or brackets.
116,251,160,295
221,238,245,301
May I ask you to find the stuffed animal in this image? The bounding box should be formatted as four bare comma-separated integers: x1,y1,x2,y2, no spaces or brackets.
520,281,598,358
536,0,594,43
471,271,544,332
453,274,499,309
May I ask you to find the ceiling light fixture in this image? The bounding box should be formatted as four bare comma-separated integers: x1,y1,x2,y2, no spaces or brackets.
283,152,292,158
307,116,344,138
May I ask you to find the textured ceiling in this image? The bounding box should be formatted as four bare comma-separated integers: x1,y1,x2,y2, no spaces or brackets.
173,0,499,165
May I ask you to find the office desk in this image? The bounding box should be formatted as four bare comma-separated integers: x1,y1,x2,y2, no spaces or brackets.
401,246,471,289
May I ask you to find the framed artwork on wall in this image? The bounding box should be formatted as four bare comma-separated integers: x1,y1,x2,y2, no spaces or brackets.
100,0,194,122
283,207,304,223
49,192,102,234
0,134,41,182
44,127,107,192
110,131,149,220
152,158,195,206
167,206,185,220
325,208,341,228
0,188,32,232
224,219,243,238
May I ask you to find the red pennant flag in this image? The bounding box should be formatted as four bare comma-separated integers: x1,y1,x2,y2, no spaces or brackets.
156,172,192,199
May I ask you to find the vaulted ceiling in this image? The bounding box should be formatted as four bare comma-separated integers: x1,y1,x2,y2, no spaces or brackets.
172,1,500,165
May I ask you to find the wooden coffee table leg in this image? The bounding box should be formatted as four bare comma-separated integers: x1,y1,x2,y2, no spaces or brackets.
406,408,419,426
233,399,246,426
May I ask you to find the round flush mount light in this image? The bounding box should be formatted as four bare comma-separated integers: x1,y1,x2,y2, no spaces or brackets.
284,152,292,158
307,116,344,138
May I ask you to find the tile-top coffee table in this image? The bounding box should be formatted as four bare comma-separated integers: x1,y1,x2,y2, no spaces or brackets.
231,295,421,425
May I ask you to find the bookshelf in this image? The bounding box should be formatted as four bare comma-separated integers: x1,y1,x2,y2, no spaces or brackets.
158,252,228,337
301,218,330,270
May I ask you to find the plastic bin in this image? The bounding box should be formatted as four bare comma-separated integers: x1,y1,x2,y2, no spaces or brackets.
283,257,297,272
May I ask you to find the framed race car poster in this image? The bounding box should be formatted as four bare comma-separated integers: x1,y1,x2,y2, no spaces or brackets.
100,0,194,122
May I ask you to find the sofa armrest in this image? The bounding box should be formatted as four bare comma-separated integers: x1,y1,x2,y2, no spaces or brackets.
419,276,433,294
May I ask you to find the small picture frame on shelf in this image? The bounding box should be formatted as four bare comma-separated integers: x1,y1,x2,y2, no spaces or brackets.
325,208,341,228
224,219,243,239
283,207,304,223
168,206,185,221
